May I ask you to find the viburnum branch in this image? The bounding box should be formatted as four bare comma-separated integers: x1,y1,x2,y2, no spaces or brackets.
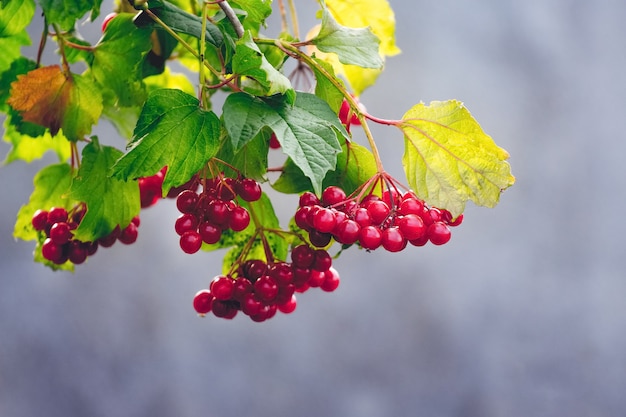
37,20,49,66
216,0,244,39
199,1,209,105
286,0,300,39
51,24,71,74
276,0,289,34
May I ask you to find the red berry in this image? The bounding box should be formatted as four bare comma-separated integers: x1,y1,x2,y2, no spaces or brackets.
179,230,202,254
448,213,464,227
218,178,237,201
292,266,312,288
206,199,231,226
232,277,253,301
367,200,390,225
198,221,221,244
396,214,426,240
269,133,281,149
269,262,293,285
359,225,382,250
398,197,424,216
312,207,337,233
176,190,199,214
241,293,263,316
333,219,361,245
320,267,340,292
308,270,326,287
277,294,297,314
254,276,279,303
291,244,315,268
299,192,320,207
32,209,49,231
41,238,67,264
294,206,313,231
47,207,68,224
175,213,199,236
321,186,346,206
427,222,451,245
312,249,332,272
382,189,400,208
381,226,407,252
118,222,139,244
229,206,250,231
352,207,373,227
67,241,88,264
193,289,213,315
211,300,238,319
210,275,235,300
49,222,72,245
243,259,268,282
236,178,262,202
98,226,120,248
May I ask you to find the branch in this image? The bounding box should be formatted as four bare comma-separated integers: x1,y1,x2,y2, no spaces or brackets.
217,0,244,38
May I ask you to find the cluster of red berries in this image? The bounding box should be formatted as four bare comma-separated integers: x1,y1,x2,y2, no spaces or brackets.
31,206,139,265
294,186,463,252
192,244,339,322
174,175,263,254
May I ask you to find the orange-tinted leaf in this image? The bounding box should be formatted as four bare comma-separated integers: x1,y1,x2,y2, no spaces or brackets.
7,65,102,140
7,65,69,135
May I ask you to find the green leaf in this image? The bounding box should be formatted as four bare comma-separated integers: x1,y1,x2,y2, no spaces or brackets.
0,0,35,37
0,30,30,74
14,163,74,241
134,1,223,47
216,129,270,180
91,13,153,107
233,31,294,98
70,140,140,242
2,117,71,164
63,72,104,141
37,0,102,31
312,57,344,113
222,92,347,195
273,140,377,195
230,0,272,33
400,100,515,217
111,89,221,192
310,8,382,69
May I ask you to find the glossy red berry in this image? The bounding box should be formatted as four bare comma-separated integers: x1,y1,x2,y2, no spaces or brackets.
277,294,297,314
312,249,332,272
41,238,67,264
175,213,199,236
32,210,49,231
291,244,315,268
298,192,320,207
180,230,202,254
321,186,347,206
49,222,72,245
236,178,262,202
427,222,452,245
312,207,337,233
320,267,340,292
333,219,361,245
254,276,279,303
396,214,426,240
176,190,199,214
198,221,221,244
359,225,382,250
367,200,390,225
229,206,250,231
193,289,213,315
47,207,68,224
118,222,139,244
381,226,407,252
210,275,235,300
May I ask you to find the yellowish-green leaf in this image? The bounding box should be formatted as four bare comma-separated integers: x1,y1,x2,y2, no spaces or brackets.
2,117,71,164
400,100,515,217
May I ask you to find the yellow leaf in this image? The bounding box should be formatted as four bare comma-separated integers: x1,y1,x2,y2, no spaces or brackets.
400,100,515,217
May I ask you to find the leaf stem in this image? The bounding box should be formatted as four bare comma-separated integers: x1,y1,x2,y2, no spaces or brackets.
286,0,300,39
36,20,49,67
276,0,289,33
199,2,208,105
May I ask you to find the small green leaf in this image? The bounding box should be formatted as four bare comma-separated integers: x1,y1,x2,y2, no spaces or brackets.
310,8,382,69
14,163,74,241
91,13,153,107
222,92,347,195
0,0,35,37
63,72,104,141
233,31,294,98
134,1,223,47
2,117,71,164
400,100,515,217
111,89,221,192
230,0,272,33
37,0,102,31
273,140,377,195
70,140,140,242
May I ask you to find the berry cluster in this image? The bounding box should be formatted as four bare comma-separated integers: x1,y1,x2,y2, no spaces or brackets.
31,205,139,265
174,175,262,254
294,186,463,252
192,244,339,322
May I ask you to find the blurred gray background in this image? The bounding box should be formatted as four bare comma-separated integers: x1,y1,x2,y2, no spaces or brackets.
2,0,625,416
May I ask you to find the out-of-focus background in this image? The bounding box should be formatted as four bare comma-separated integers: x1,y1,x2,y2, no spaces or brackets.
2,1,625,416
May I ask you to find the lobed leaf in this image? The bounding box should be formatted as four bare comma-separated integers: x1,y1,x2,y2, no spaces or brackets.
0,0,35,37
400,100,515,217
222,92,347,195
7,66,103,141
111,89,221,192
37,0,102,31
70,140,140,242
2,117,71,164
